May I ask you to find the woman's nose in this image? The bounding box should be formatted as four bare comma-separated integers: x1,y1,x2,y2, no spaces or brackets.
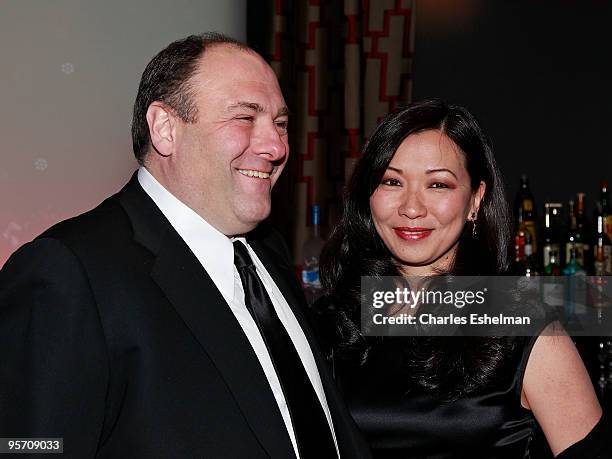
398,192,427,219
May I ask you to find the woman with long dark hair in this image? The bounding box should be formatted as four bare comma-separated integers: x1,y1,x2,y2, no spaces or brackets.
315,99,606,457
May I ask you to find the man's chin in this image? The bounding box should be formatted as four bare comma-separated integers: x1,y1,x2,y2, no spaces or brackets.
227,202,271,235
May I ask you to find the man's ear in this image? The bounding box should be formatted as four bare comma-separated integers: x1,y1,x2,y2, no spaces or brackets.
146,102,177,158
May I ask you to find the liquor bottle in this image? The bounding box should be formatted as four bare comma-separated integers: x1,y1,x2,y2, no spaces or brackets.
513,208,527,271
576,192,591,271
522,235,539,276
542,203,562,269
591,208,607,311
594,245,607,277
515,175,537,253
541,249,563,308
565,199,583,268
564,244,586,276
564,245,587,317
600,180,612,241
594,207,612,275
544,249,561,276
514,229,539,276
302,204,325,304
591,250,609,309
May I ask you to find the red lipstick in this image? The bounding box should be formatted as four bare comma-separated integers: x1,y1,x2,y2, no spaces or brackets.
393,227,433,241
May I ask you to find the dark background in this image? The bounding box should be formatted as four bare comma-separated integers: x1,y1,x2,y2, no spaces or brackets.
413,0,612,221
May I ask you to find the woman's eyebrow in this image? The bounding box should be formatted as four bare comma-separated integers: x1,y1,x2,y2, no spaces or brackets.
386,166,458,180
426,168,458,179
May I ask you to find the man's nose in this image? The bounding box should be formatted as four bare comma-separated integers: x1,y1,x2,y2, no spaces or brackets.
251,120,288,163
398,191,427,219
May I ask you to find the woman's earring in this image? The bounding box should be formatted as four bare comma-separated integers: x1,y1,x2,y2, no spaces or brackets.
471,212,478,239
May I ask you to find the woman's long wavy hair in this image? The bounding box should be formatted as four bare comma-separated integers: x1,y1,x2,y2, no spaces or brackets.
318,98,516,399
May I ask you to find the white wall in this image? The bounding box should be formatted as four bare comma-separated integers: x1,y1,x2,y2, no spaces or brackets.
0,0,246,266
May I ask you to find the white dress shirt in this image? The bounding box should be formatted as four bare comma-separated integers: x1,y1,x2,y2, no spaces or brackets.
137,167,339,458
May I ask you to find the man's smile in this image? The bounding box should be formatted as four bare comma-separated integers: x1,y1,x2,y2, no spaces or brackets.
237,168,271,179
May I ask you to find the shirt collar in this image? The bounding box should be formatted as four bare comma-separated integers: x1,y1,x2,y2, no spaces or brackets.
137,166,236,302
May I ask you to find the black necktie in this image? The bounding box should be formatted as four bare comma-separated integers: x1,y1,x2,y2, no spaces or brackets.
233,240,337,458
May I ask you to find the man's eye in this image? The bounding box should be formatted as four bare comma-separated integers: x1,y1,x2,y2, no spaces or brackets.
275,120,289,132
381,178,401,186
236,116,254,122
430,182,449,189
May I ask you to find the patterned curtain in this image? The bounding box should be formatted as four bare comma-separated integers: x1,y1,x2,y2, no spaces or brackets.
251,0,416,270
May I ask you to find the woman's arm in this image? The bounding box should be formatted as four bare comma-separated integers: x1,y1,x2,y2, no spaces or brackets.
521,322,602,457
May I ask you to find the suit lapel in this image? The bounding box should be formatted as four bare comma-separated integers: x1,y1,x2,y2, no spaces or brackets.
119,177,295,459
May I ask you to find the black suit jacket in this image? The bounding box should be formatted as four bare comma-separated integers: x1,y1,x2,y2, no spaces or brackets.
0,174,370,459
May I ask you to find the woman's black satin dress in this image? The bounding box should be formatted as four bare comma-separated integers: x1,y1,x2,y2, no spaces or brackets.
335,335,543,458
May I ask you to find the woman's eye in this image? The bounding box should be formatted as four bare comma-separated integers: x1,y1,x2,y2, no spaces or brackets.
381,178,401,186
430,182,449,189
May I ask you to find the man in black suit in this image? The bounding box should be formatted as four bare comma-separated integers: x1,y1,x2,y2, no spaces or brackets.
0,33,369,458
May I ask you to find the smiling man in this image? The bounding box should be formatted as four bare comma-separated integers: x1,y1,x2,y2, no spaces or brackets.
0,33,370,459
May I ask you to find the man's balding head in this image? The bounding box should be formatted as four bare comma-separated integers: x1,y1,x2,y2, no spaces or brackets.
131,33,255,165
